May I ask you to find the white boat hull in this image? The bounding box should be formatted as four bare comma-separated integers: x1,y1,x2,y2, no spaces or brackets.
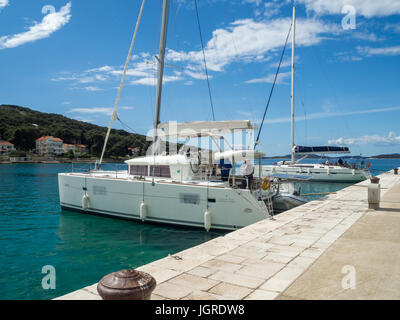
259,164,370,182
58,172,269,231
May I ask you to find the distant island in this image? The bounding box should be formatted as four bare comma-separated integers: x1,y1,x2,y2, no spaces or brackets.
369,154,400,159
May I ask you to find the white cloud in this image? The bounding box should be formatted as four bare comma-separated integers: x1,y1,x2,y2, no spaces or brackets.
86,65,114,73
130,75,182,86
0,2,72,49
84,86,103,92
69,107,113,116
264,106,400,124
245,71,291,84
384,23,400,33
184,69,209,80
52,75,94,83
74,117,96,123
357,45,400,56
166,17,335,72
0,0,9,9
297,0,400,18
329,132,400,146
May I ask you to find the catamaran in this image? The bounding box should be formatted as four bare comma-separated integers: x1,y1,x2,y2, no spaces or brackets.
58,0,307,231
260,6,371,183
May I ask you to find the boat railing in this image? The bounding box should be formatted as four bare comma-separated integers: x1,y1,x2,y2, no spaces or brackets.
71,162,128,178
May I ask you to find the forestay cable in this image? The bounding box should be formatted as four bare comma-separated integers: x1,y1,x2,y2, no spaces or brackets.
194,0,215,121
254,22,292,150
98,0,146,167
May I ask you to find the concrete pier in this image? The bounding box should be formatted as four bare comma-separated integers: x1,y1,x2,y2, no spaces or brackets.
56,168,400,300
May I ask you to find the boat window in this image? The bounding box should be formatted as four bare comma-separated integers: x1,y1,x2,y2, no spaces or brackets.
129,165,148,176
150,165,171,178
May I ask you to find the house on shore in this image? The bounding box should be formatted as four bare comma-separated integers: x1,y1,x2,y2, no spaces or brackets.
62,143,89,155
0,140,16,155
62,143,76,154
75,144,89,154
36,136,63,156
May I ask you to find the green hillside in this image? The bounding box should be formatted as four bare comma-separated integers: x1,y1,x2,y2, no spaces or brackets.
0,104,151,158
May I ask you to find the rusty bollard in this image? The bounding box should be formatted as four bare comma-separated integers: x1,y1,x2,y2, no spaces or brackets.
394,168,398,175
97,269,156,300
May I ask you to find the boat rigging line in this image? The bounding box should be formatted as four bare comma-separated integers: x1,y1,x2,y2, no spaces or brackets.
98,0,146,168
194,0,215,121
254,21,293,150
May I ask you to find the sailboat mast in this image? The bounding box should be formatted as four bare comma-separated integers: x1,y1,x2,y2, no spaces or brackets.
153,0,169,153
291,6,296,163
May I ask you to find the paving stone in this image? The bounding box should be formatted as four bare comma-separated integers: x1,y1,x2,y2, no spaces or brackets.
263,252,294,264
201,259,242,273
259,278,294,293
151,294,169,300
235,261,285,280
136,265,181,284
169,273,219,292
209,271,265,289
244,289,280,300
55,289,102,300
287,256,315,269
185,291,228,300
216,253,247,264
187,266,216,278
209,282,253,300
152,282,193,300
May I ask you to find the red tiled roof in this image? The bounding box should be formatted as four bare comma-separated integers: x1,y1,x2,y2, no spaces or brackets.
36,136,52,141
75,144,88,148
0,141,14,146
36,136,63,142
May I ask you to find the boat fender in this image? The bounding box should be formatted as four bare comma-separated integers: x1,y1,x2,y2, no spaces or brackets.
262,178,271,191
140,202,148,221
204,211,212,232
307,168,311,174
352,169,355,176
82,194,90,211
327,168,330,175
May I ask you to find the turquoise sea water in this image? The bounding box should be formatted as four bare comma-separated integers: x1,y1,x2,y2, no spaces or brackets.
1,159,399,300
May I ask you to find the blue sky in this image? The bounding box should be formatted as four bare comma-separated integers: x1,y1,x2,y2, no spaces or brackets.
0,0,399,156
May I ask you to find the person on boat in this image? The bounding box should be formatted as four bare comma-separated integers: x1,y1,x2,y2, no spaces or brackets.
219,159,232,181
338,158,344,166
325,159,330,166
240,160,255,189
